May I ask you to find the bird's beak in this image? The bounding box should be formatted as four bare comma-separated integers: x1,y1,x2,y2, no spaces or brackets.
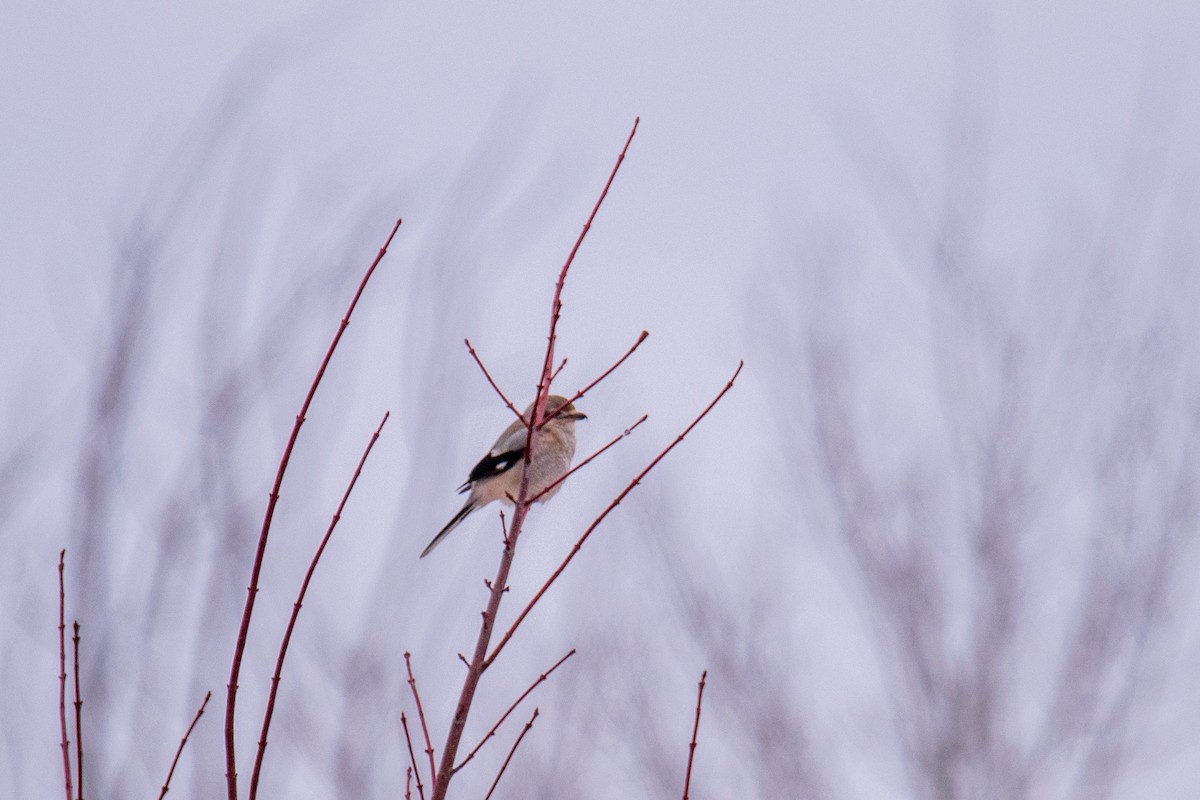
571,411,588,421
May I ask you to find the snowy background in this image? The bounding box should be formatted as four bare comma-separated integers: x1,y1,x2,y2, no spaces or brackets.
4,1,1200,798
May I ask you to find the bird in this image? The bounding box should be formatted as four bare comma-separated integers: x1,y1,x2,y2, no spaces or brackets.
420,394,587,558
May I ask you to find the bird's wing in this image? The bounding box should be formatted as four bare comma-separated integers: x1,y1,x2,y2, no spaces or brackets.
458,447,524,492
457,418,531,493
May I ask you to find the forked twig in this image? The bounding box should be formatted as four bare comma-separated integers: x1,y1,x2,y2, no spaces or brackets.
533,117,640,427
226,217,401,800
682,671,708,800
430,120,638,800
401,714,427,800
405,652,438,784
486,361,742,669
483,708,540,800
465,339,524,423
72,621,83,800
544,330,649,424
249,411,391,800
158,692,212,800
529,414,648,503
549,357,569,384
454,649,576,774
58,550,73,800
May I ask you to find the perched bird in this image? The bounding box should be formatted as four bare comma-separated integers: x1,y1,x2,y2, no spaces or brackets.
421,394,587,558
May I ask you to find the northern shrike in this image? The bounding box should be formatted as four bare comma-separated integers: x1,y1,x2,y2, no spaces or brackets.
421,394,587,558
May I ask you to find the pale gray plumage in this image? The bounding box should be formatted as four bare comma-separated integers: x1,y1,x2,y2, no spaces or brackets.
421,395,586,558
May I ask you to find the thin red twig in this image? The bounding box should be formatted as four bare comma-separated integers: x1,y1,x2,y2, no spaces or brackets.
464,339,524,423
454,649,576,775
158,691,211,800
405,652,437,783
401,714,427,800
483,708,540,800
533,117,640,428
72,621,83,800
544,330,649,425
486,361,743,669
682,671,708,800
226,217,400,800
249,410,391,800
430,120,638,800
405,767,413,800
58,550,73,800
529,414,648,504
549,357,569,385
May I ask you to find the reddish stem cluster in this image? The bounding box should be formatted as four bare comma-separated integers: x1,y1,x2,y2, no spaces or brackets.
225,217,401,800
248,411,391,800
429,119,642,800
427,116,740,800
57,551,73,800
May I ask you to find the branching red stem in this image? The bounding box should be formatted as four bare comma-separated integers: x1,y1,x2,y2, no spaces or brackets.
544,330,649,424
549,357,569,385
401,714,427,800
454,649,576,775
249,410,390,800
464,339,524,423
431,502,529,799
225,217,400,800
158,691,211,800
486,361,743,669
483,708,540,800
534,117,640,425
430,119,638,800
682,671,708,800
57,550,73,800
530,414,648,503
405,652,438,784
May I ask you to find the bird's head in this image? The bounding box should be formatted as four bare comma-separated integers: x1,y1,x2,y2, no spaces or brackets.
537,394,588,423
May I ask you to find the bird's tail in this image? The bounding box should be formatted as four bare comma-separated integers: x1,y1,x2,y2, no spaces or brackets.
420,501,476,558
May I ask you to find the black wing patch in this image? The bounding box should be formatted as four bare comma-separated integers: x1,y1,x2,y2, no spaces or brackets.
459,448,523,492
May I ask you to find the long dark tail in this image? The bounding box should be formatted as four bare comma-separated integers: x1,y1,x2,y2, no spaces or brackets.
420,501,476,558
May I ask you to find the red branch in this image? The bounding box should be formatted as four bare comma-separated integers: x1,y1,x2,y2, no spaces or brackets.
549,357,569,385
405,767,413,800
454,649,576,775
225,217,401,800
430,119,638,800
72,621,83,800
544,330,649,425
534,117,640,427
405,652,438,784
57,550,73,800
486,361,743,669
158,691,212,800
483,708,540,800
431,503,529,800
530,414,648,503
249,410,391,800
682,671,708,800
464,339,523,423
401,714,427,800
